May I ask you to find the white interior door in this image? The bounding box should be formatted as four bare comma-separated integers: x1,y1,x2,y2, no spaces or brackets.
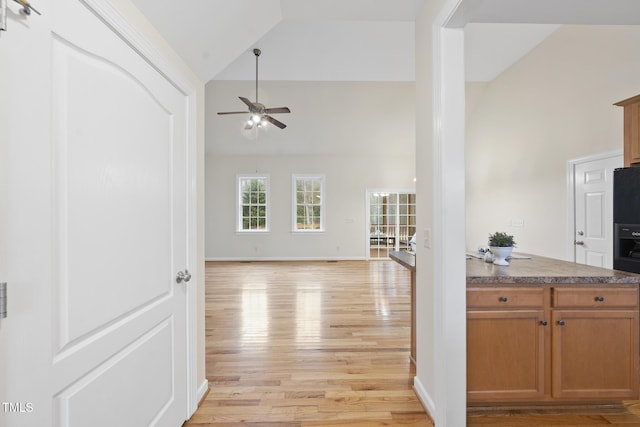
0,0,191,425
574,154,622,268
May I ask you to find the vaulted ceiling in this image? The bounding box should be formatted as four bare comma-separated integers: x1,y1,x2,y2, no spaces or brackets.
129,0,640,84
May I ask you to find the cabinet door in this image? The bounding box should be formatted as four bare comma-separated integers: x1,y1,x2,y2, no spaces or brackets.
552,310,639,400
624,101,640,166
467,310,546,401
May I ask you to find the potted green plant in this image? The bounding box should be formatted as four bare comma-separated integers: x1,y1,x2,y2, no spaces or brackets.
488,232,516,266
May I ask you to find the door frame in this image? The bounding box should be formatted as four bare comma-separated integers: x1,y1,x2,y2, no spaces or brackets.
82,0,201,417
566,149,623,263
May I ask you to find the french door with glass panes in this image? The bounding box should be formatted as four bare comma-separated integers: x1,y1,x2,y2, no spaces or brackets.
368,191,416,259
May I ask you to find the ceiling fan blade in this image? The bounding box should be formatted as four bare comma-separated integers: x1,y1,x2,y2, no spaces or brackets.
263,115,287,129
239,96,257,109
264,107,291,114
217,111,249,115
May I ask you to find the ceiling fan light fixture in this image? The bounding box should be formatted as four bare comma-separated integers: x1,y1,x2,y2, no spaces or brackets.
217,48,291,130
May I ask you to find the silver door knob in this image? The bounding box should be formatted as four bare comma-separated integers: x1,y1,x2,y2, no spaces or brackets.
575,241,585,246
176,270,192,284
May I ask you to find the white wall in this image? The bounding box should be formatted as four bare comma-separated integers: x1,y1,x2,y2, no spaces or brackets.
466,25,640,259
205,81,416,260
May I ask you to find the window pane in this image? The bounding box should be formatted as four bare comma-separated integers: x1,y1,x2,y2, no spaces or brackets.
293,176,324,231
239,176,268,231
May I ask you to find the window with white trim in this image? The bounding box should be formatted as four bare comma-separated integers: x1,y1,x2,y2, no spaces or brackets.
237,174,269,232
292,175,325,232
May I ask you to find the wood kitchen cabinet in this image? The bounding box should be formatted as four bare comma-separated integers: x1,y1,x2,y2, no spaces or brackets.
467,284,639,405
615,94,640,167
467,287,548,402
551,287,639,400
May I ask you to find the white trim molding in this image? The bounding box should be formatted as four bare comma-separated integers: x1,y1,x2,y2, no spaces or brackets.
205,256,367,262
413,376,436,420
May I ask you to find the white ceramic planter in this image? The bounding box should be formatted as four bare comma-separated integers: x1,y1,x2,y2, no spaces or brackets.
490,246,513,266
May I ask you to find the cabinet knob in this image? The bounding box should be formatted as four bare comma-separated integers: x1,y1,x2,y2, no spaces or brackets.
595,296,604,302
499,296,508,302
540,320,548,326
558,320,566,326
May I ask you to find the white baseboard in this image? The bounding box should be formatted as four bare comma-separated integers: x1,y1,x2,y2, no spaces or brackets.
197,379,209,406
205,256,367,262
413,376,436,421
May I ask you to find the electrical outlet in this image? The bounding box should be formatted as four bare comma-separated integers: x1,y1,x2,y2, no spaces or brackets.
423,228,431,249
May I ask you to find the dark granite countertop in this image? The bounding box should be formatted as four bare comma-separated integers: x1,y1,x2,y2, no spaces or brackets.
467,253,640,285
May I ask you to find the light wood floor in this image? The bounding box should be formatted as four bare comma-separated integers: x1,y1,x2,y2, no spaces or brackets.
186,260,431,426
186,260,640,426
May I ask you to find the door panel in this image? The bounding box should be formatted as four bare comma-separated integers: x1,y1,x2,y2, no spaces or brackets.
53,38,174,349
55,320,174,426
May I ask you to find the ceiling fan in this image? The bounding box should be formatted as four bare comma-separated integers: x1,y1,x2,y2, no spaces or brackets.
217,48,291,129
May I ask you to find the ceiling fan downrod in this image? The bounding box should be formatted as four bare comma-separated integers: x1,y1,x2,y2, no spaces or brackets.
254,48,261,104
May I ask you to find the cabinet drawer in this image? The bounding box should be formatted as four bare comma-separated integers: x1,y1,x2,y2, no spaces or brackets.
553,287,639,308
467,287,545,309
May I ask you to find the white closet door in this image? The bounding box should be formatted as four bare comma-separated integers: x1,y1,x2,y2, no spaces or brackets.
0,0,191,425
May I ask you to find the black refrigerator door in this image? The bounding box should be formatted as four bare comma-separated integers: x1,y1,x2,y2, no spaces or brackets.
614,167,640,224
